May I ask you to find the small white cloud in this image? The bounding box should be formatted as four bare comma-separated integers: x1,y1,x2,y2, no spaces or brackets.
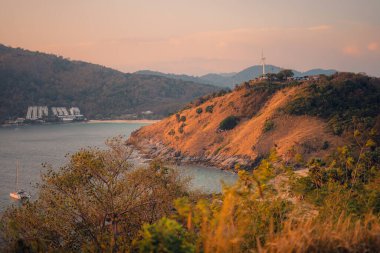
367,42,379,51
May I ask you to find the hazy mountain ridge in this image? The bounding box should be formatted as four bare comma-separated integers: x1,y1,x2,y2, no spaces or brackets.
0,44,219,122
135,65,337,87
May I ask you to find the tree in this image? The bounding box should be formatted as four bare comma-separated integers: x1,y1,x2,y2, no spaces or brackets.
218,116,239,131
276,69,294,81
0,137,190,252
137,218,195,253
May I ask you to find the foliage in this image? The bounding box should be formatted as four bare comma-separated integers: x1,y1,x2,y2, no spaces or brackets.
2,125,380,252
263,119,275,132
263,214,380,253
133,138,380,253
284,72,380,134
164,159,292,253
0,45,219,122
195,108,203,114
322,140,330,150
180,116,187,122
218,116,239,131
179,123,185,134
291,129,380,218
190,89,231,107
136,218,195,253
205,105,214,113
276,69,294,81
0,137,189,252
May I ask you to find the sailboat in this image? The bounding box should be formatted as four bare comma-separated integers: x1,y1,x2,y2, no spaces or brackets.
9,161,31,200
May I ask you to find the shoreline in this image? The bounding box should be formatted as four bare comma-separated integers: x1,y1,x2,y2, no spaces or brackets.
88,119,161,124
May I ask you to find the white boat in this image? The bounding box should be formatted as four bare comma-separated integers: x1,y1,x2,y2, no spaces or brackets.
9,161,31,200
10,190,31,200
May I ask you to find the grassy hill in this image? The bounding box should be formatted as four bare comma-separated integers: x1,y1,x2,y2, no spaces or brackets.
0,45,219,122
129,72,380,169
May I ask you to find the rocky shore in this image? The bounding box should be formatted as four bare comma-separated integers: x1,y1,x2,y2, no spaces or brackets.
127,136,254,171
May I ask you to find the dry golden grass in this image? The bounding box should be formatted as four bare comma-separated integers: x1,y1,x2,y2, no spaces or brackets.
131,84,346,166
261,214,380,253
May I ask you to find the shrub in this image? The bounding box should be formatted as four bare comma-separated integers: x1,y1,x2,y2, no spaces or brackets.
136,218,194,253
219,116,239,131
168,129,175,136
263,119,275,132
180,116,186,122
322,141,330,150
205,105,214,113
178,124,185,134
196,108,203,114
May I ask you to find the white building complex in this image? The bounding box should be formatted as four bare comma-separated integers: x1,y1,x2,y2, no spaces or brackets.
26,106,48,120
26,106,84,122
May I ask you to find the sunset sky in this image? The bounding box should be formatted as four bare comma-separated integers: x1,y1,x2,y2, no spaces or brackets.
1,0,380,76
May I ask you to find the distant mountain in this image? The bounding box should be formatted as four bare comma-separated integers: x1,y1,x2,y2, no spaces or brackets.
0,45,219,122
135,65,337,88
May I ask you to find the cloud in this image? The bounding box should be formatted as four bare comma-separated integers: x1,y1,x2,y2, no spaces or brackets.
342,45,361,56
367,42,379,51
307,25,332,31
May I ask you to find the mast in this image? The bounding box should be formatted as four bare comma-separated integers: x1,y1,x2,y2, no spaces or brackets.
261,49,266,76
16,161,19,191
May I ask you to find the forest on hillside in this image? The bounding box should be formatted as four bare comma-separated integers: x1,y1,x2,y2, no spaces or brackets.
0,45,219,122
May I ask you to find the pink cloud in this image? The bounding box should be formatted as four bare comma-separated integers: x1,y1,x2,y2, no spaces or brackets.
307,25,332,31
342,45,361,56
368,42,379,51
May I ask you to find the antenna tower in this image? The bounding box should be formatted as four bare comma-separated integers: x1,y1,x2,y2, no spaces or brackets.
261,49,266,76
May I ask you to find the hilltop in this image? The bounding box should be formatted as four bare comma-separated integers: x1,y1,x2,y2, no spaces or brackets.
0,44,219,122
129,72,380,169
136,65,337,88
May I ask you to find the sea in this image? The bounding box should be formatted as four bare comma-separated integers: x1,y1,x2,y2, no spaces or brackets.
0,122,237,212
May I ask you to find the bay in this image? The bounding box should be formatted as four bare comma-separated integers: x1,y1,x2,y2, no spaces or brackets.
0,122,237,212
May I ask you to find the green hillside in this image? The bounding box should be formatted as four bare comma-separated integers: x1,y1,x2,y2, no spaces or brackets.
0,45,219,122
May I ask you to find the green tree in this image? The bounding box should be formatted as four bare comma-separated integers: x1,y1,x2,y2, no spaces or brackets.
137,218,195,253
276,69,294,81
219,116,239,131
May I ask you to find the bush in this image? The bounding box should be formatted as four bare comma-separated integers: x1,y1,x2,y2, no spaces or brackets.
322,141,329,150
180,116,186,122
196,108,203,114
178,124,185,134
136,218,194,253
263,119,275,132
205,105,214,113
219,116,239,131
168,129,175,136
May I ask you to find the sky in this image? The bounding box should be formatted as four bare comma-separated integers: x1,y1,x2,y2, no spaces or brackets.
1,0,380,76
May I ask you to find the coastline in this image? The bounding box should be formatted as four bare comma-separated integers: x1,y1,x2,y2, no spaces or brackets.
88,119,161,124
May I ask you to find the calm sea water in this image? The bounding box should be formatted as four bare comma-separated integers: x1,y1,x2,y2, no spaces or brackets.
0,122,237,212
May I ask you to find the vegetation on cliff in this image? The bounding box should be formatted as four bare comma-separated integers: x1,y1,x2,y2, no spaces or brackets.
284,72,380,135
129,72,380,169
